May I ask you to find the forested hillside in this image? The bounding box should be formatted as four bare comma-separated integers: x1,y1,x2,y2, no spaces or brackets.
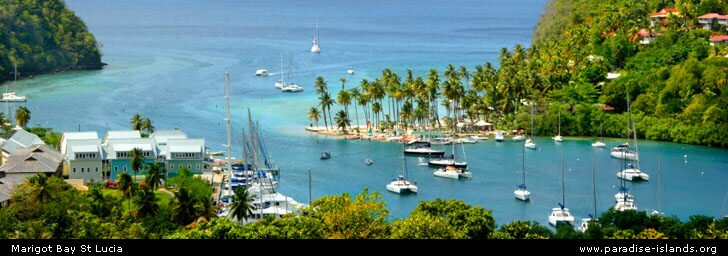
0,0,103,82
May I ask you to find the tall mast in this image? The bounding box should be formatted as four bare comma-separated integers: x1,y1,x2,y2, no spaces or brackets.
247,108,257,168
592,154,597,218
557,103,561,136
279,52,284,84
531,102,535,142
521,133,526,186
224,71,233,189
657,157,662,214
560,148,565,207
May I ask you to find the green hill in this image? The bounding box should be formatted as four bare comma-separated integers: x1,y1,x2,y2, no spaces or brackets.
0,0,103,82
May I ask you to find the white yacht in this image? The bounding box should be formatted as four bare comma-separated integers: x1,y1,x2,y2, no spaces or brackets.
347,67,354,74
387,175,418,194
404,146,445,157
617,163,649,181
592,141,607,148
524,139,536,149
553,135,563,142
610,143,639,161
549,206,575,226
311,19,321,53
512,134,525,141
553,107,563,142
281,84,304,92
495,131,504,142
255,69,269,76
454,138,477,144
470,135,488,140
614,187,638,211
433,165,472,179
1,92,26,102
428,157,467,168
430,137,452,145
514,184,531,201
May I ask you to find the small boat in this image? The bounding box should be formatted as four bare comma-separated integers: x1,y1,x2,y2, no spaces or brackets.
495,132,504,142
430,137,452,145
512,134,525,141
592,141,607,148
614,186,637,211
1,92,26,102
470,135,488,140
433,165,472,179
578,215,596,232
364,158,373,166
454,138,477,144
320,151,331,160
387,175,417,194
404,146,445,157
616,163,649,181
428,157,467,168
255,69,269,76
347,67,354,74
610,143,639,161
345,134,361,140
281,84,304,92
311,18,321,53
524,139,536,149
514,184,531,201
553,135,563,142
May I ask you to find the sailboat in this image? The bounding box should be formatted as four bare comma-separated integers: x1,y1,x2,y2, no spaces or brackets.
281,57,304,93
650,158,663,216
387,144,417,194
610,96,639,161
592,123,607,148
614,151,638,211
310,18,321,53
275,53,285,89
404,93,445,157
514,139,530,201
548,149,575,226
1,64,26,102
525,102,537,149
578,155,599,232
552,104,563,142
347,67,355,75
433,101,472,179
616,97,648,181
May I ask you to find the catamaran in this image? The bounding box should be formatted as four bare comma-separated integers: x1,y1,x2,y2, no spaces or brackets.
548,150,574,226
387,144,417,194
275,53,285,89
578,155,599,232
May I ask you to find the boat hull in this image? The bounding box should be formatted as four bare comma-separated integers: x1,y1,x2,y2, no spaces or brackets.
592,141,607,148
427,159,467,168
433,170,472,179
514,189,531,201
610,151,639,161
404,149,445,157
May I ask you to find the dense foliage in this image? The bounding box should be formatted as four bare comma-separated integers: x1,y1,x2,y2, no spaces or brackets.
310,0,728,147
0,0,103,83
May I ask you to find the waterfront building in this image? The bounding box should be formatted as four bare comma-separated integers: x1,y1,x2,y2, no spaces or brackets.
104,137,158,180
61,132,103,183
151,130,205,177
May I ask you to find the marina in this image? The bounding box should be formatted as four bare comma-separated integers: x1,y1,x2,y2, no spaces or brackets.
5,0,728,225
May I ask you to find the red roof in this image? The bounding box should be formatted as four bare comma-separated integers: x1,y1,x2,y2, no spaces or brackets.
698,13,728,20
601,105,615,111
637,29,651,37
651,8,679,17
710,35,728,42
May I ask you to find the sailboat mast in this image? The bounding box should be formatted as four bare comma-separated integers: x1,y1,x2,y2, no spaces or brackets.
657,157,662,214
561,148,565,206
592,154,597,217
280,52,284,84
521,135,526,186
531,103,535,142
247,108,257,168
557,103,561,136
224,71,233,187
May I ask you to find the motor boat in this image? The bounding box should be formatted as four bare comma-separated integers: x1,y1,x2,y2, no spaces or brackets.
495,131,504,142
1,92,26,102
255,69,269,76
347,67,354,74
592,141,607,148
320,151,331,160
281,84,304,92
610,143,639,161
428,157,467,168
524,139,536,149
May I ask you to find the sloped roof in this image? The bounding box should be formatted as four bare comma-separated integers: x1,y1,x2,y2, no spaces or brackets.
698,13,728,20
103,130,141,144
65,139,104,160
150,130,188,145
105,138,157,159
650,8,679,18
2,129,45,154
0,144,63,174
165,139,204,160
61,131,99,154
710,35,728,42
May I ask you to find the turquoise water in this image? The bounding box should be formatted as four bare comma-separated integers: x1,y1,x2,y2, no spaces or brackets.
7,0,728,224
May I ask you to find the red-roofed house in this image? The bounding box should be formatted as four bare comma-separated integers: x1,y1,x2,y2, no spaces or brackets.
650,8,680,27
710,35,728,45
637,29,656,44
698,13,728,30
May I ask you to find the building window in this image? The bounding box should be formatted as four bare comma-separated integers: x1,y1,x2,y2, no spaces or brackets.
123,166,127,172
114,166,118,172
73,168,76,172
169,164,174,169
187,164,191,169
81,168,84,172
196,164,201,170
96,167,99,172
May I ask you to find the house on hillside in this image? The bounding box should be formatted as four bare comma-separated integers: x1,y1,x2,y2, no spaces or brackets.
637,29,656,44
0,144,63,181
698,13,728,30
62,132,104,184
1,130,45,165
709,35,728,46
151,130,205,177
104,137,157,180
650,8,680,27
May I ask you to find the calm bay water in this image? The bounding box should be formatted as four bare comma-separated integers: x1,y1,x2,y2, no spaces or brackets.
6,0,728,224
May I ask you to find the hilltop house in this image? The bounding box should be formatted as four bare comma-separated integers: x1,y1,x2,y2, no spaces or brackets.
0,144,63,181
61,132,103,184
1,129,45,165
698,13,728,30
650,8,680,27
637,29,656,44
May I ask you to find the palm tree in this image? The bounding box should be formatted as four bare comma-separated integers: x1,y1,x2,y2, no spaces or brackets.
117,173,136,213
27,173,50,204
228,187,255,222
372,102,382,130
426,68,442,129
130,114,143,131
141,117,155,135
195,196,218,221
88,185,111,217
321,92,335,129
129,148,145,183
134,187,159,218
349,87,361,132
171,187,196,225
337,86,351,130
307,107,321,128
144,163,165,190
14,106,30,128
334,110,350,133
